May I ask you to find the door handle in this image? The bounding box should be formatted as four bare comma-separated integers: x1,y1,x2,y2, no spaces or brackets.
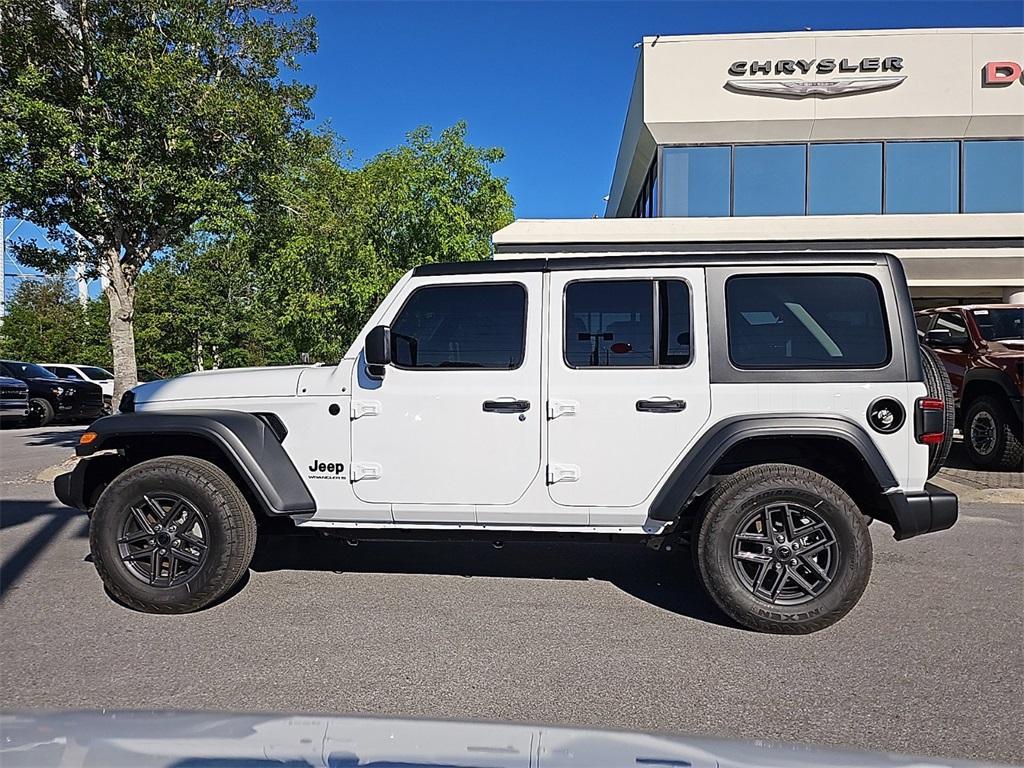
636,398,686,413
482,399,531,413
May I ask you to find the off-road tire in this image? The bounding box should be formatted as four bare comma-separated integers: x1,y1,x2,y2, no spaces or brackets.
27,398,55,427
920,344,954,477
964,395,1024,471
90,456,257,613
694,463,872,634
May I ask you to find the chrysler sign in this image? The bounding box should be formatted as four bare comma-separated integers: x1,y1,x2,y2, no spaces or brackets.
726,56,906,98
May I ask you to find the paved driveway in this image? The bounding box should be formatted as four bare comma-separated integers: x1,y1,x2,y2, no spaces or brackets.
1,424,1021,765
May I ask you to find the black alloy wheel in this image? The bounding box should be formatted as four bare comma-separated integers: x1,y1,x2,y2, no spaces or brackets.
117,492,210,588
731,502,840,606
28,398,55,427
694,463,872,634
90,456,257,613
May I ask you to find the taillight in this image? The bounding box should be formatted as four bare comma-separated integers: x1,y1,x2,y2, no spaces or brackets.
915,397,945,445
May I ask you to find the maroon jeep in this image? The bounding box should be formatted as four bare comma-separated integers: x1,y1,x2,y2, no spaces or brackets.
916,305,1023,470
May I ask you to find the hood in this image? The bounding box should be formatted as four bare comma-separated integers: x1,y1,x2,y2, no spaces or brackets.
0,377,27,388
0,712,999,768
22,377,100,394
983,339,1024,358
132,365,317,405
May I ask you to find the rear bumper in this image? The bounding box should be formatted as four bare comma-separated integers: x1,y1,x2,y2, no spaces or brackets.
888,483,959,541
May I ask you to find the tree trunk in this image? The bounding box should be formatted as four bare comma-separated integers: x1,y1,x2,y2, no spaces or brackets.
104,254,139,407
195,333,204,371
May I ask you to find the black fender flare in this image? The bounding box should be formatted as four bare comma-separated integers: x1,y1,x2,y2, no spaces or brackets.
963,368,1021,402
648,414,898,521
70,410,315,515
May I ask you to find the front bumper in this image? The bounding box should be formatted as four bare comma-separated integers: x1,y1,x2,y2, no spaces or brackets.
888,483,958,541
56,400,105,420
54,454,125,512
0,403,29,419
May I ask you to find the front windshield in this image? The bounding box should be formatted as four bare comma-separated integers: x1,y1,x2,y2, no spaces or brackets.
80,366,114,380
4,360,57,379
972,308,1024,342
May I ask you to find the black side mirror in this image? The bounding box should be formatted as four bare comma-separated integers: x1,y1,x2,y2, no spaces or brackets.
925,328,965,348
365,325,391,377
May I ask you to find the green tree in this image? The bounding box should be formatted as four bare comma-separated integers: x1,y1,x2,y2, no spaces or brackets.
0,278,87,362
0,0,316,401
259,122,515,362
133,240,296,376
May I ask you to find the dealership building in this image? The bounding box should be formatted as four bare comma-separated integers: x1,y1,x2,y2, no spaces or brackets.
494,27,1024,307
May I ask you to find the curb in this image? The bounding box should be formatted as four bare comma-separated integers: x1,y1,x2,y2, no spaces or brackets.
36,455,78,483
932,475,1024,505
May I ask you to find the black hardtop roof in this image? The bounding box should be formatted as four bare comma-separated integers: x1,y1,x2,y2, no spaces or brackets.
413,251,895,277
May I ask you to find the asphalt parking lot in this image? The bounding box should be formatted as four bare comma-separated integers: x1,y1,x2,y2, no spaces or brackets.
1,424,1022,765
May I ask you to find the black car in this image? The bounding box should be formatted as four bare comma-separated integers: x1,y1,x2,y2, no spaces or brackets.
0,360,106,427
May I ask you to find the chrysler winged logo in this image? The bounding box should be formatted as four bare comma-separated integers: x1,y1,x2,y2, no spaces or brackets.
726,75,906,98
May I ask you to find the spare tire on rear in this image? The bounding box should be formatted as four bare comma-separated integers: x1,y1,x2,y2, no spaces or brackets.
920,344,955,477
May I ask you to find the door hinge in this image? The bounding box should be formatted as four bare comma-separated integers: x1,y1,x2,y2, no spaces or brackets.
350,462,382,482
547,463,580,484
547,399,578,419
351,400,381,419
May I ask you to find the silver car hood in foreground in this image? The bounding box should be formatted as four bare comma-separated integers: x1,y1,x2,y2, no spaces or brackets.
0,712,1004,768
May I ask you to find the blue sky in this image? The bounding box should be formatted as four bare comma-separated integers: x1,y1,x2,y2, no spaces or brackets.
298,0,1024,219
4,1,1023,296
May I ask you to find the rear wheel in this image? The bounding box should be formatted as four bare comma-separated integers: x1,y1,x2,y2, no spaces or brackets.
90,456,257,613
27,398,54,427
694,464,872,634
920,344,954,477
964,395,1023,471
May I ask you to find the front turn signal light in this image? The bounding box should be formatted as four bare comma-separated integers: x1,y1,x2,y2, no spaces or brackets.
79,431,98,446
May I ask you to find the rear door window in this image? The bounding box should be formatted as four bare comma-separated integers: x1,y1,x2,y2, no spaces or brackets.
564,279,692,368
726,274,889,369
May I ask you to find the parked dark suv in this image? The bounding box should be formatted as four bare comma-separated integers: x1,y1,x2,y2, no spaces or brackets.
916,305,1023,470
0,360,106,427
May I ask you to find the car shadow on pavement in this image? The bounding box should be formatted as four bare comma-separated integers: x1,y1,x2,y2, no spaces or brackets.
23,428,85,448
250,533,737,629
0,499,89,602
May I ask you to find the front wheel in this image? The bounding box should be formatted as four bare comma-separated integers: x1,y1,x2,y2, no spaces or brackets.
964,395,1023,471
90,456,257,613
694,463,872,634
27,398,55,427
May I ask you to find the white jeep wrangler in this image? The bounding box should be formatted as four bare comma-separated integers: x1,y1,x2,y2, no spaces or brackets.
56,251,957,633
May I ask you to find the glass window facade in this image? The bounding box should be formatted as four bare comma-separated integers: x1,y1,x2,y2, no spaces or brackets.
884,141,959,214
733,144,806,216
644,139,1023,218
631,160,659,218
808,143,882,215
662,146,730,217
963,140,1024,213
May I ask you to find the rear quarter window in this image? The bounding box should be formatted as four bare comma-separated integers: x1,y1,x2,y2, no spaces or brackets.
726,274,890,369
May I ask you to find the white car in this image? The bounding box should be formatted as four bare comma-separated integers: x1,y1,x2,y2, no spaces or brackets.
39,364,150,413
56,251,958,633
